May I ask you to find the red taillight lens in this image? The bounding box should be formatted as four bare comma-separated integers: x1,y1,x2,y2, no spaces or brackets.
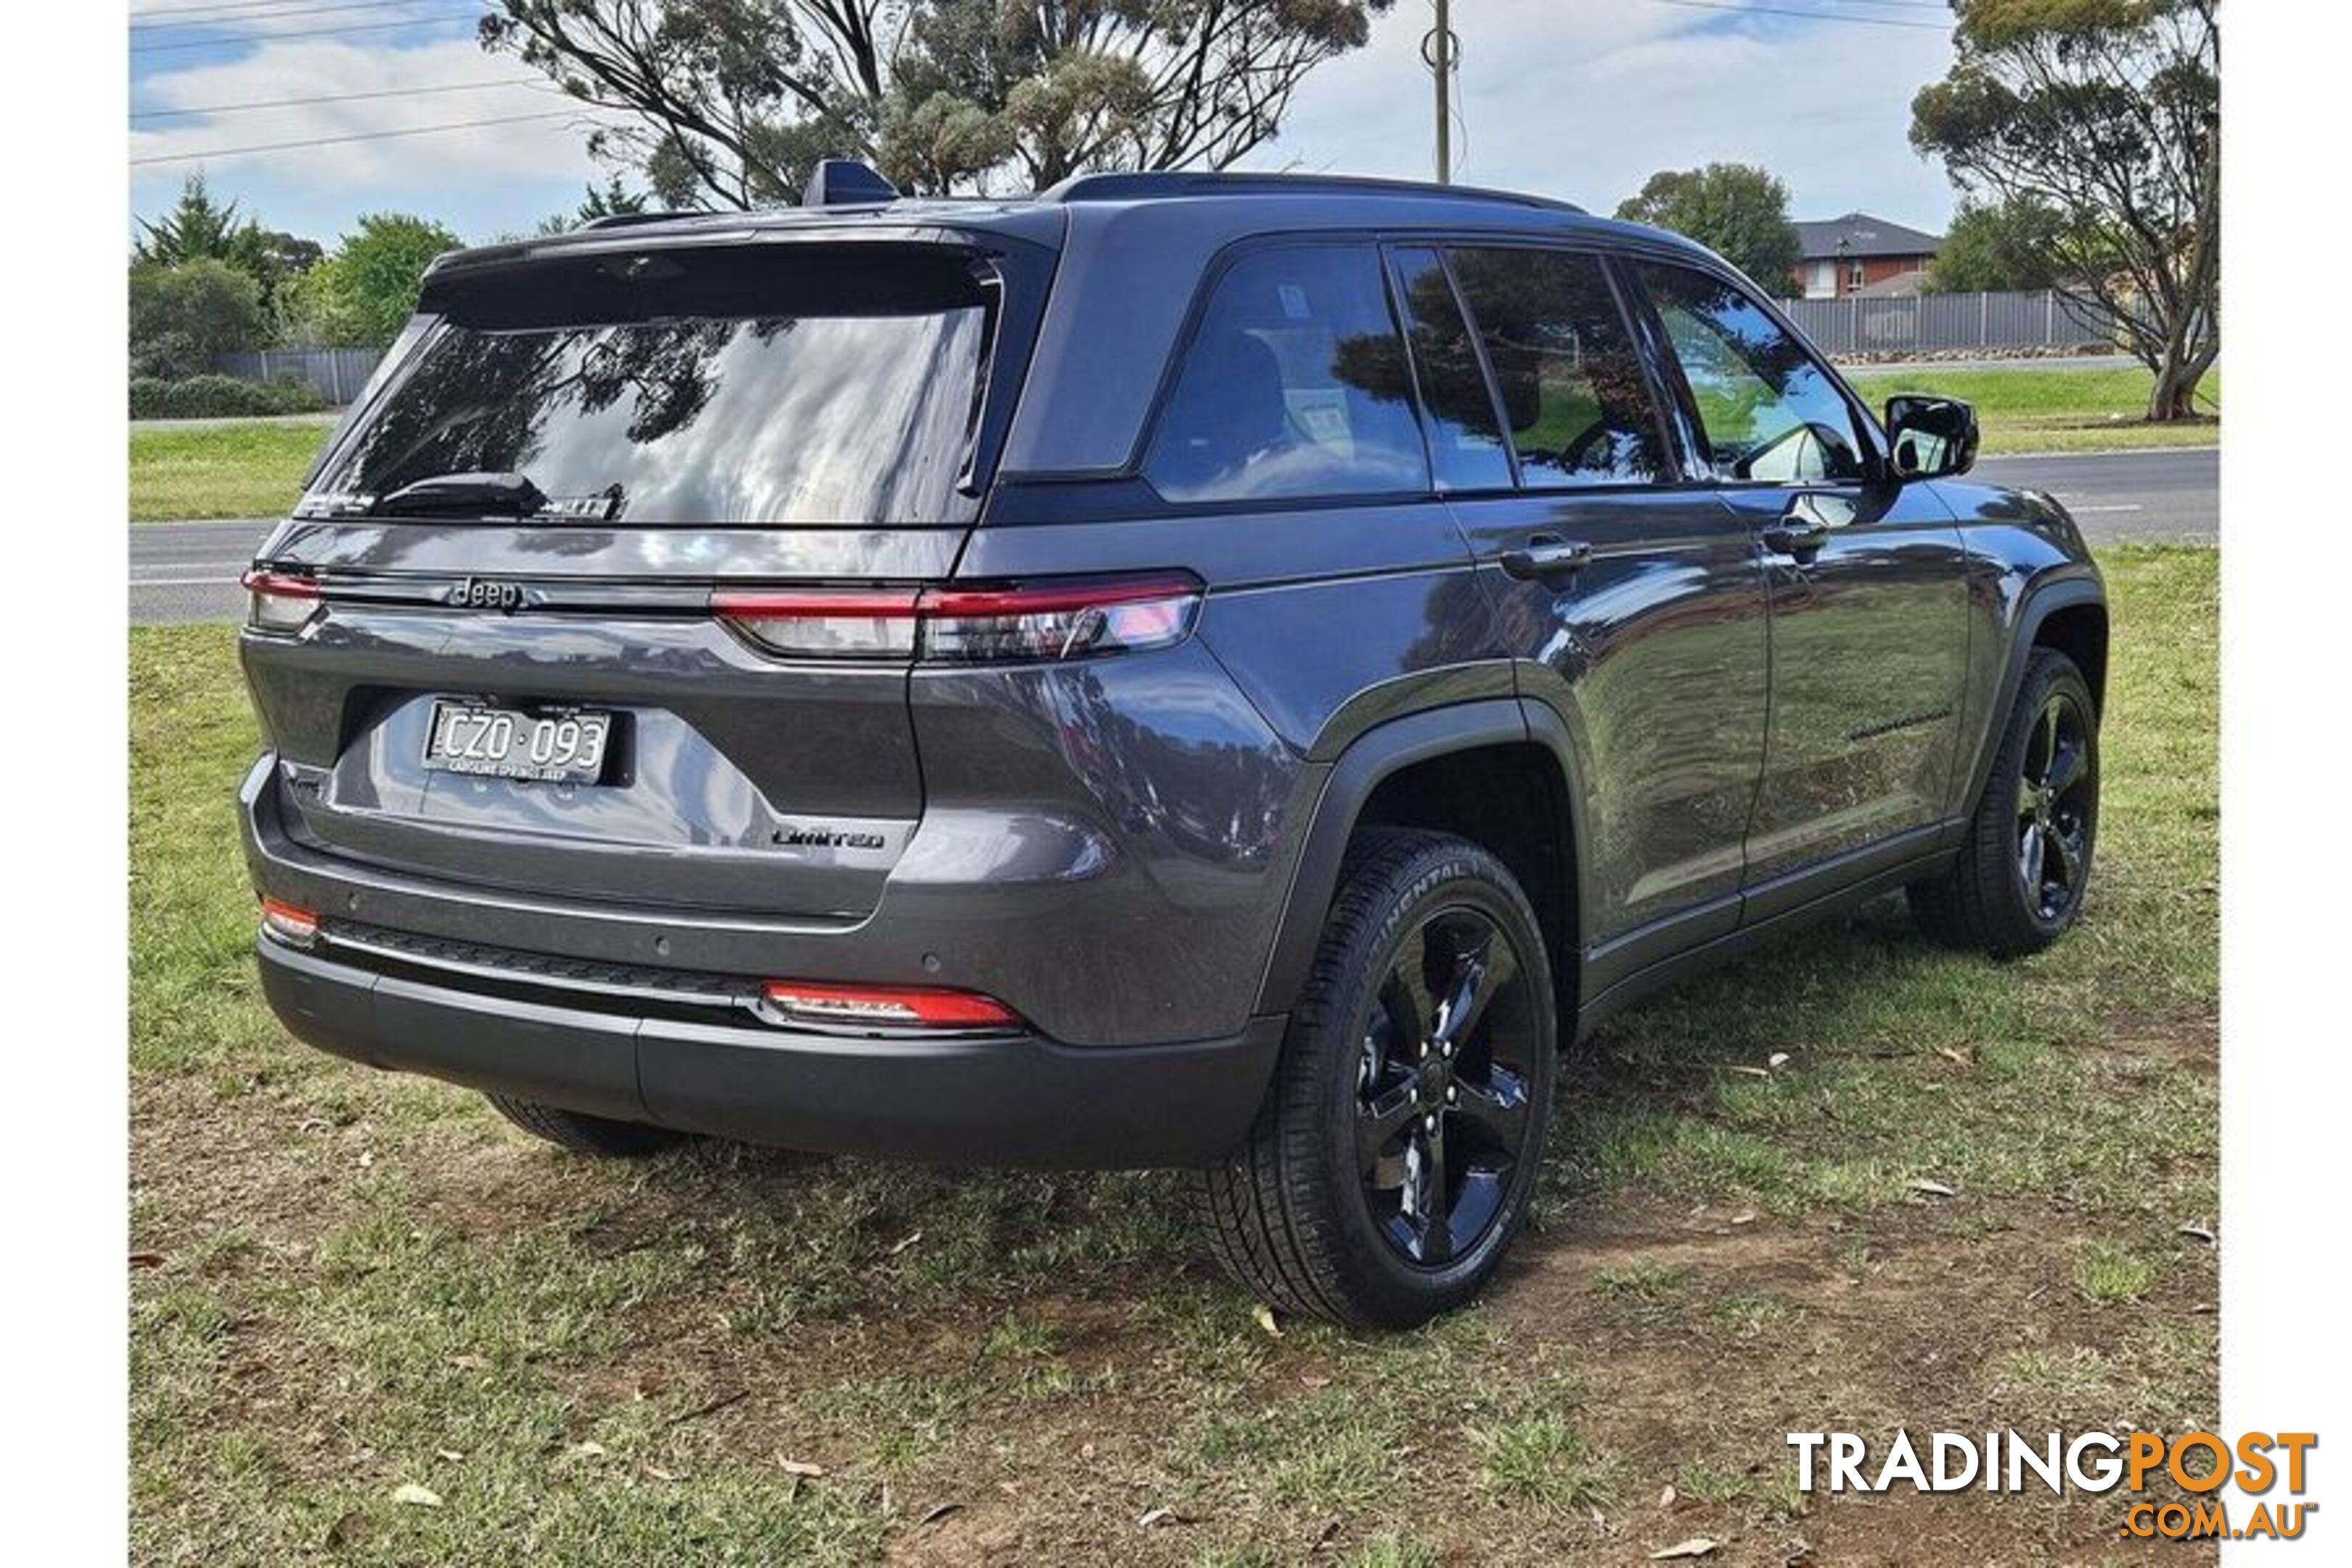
712,573,1201,663
918,574,1202,662
241,569,321,634
259,897,319,949
759,980,1020,1030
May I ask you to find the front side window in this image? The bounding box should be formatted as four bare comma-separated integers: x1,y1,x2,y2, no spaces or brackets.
1637,263,1868,483
1447,247,1670,488
1144,245,1430,504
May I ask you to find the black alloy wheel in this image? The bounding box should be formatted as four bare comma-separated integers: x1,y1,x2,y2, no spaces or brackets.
1908,648,2100,958
1354,907,1539,1269
2016,689,2096,925
1192,829,1558,1328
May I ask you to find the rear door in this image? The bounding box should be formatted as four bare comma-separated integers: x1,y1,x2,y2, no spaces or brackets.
239,236,1041,920
1398,242,1771,971
1626,261,1969,899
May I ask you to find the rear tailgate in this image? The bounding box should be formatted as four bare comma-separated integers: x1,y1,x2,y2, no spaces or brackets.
242,523,955,919
239,229,1051,922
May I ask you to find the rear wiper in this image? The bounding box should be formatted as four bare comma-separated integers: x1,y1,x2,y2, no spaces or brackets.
370,471,549,518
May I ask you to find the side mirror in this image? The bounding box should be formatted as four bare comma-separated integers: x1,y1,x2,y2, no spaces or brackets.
1885,395,1980,479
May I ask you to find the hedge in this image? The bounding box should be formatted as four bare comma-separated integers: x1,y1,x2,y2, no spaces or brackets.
129,373,330,420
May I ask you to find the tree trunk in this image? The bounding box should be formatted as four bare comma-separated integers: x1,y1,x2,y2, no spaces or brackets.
2149,364,2199,421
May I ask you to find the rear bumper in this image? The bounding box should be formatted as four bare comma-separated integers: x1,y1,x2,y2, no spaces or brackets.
257,936,1283,1169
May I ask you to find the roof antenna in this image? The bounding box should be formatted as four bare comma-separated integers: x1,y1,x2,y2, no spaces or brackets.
804,158,899,208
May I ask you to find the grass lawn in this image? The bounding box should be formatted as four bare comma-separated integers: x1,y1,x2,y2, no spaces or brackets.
1846,364,2220,457
128,420,332,523
130,547,2217,1564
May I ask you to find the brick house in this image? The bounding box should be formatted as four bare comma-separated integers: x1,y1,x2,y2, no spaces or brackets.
1789,213,1944,299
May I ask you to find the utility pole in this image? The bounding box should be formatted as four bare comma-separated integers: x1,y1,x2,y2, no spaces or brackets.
1425,0,1455,184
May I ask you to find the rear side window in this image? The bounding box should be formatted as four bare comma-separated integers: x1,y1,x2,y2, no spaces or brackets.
1636,262,1866,483
306,245,997,526
1144,245,1430,504
1447,248,1670,487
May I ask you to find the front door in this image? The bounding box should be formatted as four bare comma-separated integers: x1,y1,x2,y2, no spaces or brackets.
1628,261,1971,903
1389,243,1771,971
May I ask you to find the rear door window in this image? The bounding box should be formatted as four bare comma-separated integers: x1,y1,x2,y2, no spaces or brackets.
306,245,1000,526
1143,244,1431,504
1387,246,1515,491
1445,247,1672,487
1635,262,1867,483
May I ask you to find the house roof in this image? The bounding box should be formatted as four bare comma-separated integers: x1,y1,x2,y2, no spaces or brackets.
1793,212,1944,260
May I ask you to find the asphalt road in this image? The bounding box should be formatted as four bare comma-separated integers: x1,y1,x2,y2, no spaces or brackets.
128,446,2217,626
1972,447,2217,545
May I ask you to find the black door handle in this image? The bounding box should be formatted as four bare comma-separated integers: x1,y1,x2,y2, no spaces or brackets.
1761,496,1837,562
1499,534,1593,582
1760,519,1829,559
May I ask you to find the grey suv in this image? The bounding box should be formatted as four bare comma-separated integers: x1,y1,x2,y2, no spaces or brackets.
239,168,2106,1327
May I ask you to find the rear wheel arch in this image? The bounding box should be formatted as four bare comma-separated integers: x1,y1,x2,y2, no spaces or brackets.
1254,701,1585,1022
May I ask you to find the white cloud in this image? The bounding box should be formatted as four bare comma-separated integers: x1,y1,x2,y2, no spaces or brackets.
126,1,1962,244
1246,0,1961,232
131,34,615,242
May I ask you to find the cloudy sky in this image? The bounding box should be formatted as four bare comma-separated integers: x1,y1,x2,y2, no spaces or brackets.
128,0,1963,248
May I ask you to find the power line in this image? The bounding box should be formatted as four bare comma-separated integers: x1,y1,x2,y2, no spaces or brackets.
132,77,544,120
131,106,587,165
1651,0,1951,28
132,0,428,17
130,8,486,54
135,1,475,33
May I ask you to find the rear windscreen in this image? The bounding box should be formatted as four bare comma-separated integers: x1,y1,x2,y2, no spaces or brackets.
306,245,997,526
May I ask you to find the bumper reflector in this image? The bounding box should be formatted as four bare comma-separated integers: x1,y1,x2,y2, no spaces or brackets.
260,897,320,949
759,979,1018,1029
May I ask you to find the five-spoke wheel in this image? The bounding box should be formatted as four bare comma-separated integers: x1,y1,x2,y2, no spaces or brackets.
2016,690,2095,924
1354,908,1538,1269
1910,648,2100,957
1193,830,1556,1328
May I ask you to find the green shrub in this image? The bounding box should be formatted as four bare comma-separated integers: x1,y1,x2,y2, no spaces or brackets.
129,372,330,420
128,259,266,380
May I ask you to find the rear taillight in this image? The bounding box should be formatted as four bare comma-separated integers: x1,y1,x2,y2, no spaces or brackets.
714,573,1201,663
711,588,920,658
921,576,1201,662
758,980,1020,1030
259,897,319,949
241,569,321,634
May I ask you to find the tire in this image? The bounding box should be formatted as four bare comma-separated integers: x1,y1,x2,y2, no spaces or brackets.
485,1093,690,1158
1909,648,2100,958
1191,829,1558,1329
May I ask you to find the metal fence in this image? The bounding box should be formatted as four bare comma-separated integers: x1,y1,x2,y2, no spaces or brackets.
1771,290,2116,358
211,346,383,404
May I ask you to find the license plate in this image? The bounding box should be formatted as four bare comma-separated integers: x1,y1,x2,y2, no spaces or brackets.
425,703,612,784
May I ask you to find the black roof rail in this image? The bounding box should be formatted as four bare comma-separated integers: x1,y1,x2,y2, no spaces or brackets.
1040,171,1585,215
576,210,703,231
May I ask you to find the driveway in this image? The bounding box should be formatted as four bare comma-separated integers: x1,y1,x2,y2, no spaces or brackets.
128,448,2218,626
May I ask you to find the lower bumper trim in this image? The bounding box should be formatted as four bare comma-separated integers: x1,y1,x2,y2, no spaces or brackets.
258,940,1283,1169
